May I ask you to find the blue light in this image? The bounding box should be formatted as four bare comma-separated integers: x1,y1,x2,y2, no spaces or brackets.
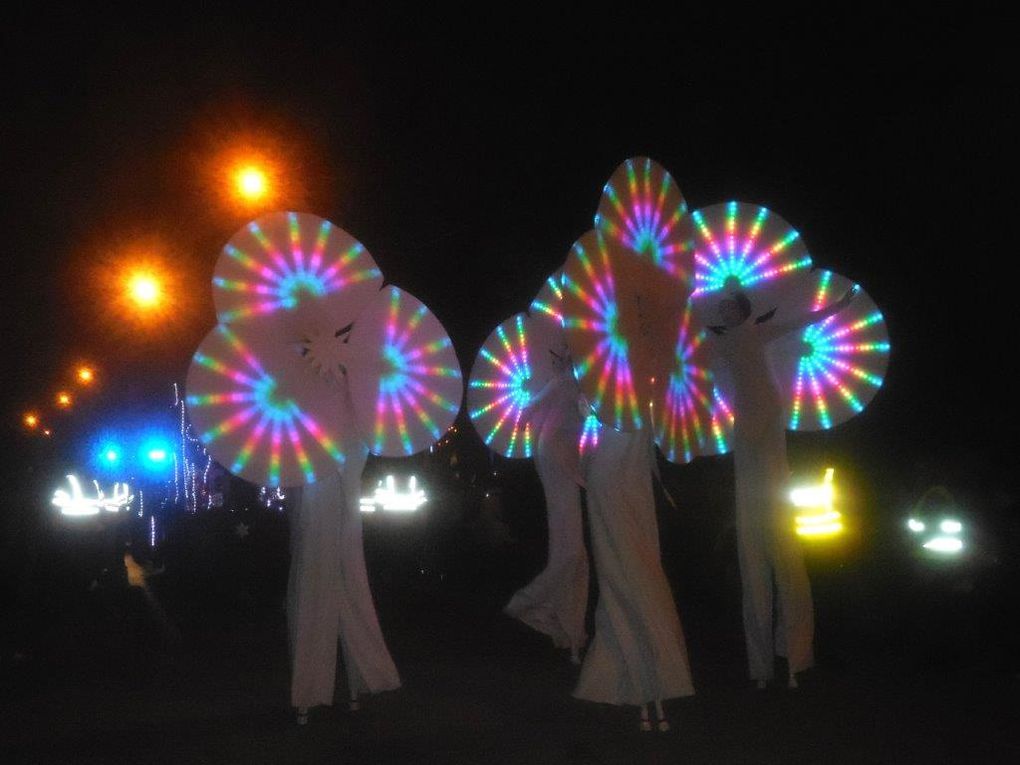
140,439,173,472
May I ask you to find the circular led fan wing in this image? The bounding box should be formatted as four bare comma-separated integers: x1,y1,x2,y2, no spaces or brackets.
527,269,570,368
186,323,357,488
468,313,549,459
654,304,736,463
595,156,694,282
769,270,891,431
345,286,463,456
690,202,813,328
529,270,566,332
212,212,383,336
562,231,688,432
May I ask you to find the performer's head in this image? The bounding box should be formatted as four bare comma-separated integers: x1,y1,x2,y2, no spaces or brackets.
717,291,752,327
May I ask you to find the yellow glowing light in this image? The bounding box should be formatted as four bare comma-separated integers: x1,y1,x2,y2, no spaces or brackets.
235,165,269,201
77,366,95,384
24,413,40,429
791,468,844,539
127,272,161,308
56,391,72,408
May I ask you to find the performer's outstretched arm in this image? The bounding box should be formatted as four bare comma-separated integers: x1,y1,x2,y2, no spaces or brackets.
759,285,857,341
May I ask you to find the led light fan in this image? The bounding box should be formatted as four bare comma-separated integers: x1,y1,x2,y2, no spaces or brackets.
345,285,463,457
526,269,572,368
689,201,813,327
529,270,566,331
186,323,356,487
654,304,735,463
468,313,555,459
562,231,688,432
212,211,383,334
595,156,694,282
768,270,890,431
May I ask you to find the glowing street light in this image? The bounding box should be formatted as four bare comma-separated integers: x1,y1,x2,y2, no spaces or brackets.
56,391,73,408
127,271,162,308
77,366,95,385
234,165,269,202
23,412,40,429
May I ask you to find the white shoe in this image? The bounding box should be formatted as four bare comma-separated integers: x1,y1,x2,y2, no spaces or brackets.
639,719,652,732
657,719,671,732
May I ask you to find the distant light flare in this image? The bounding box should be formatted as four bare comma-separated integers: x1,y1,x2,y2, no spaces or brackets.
360,475,427,513
203,131,304,215
56,391,73,408
791,468,844,539
923,537,963,554
52,475,134,517
24,413,40,429
234,165,269,202
127,271,162,308
77,366,95,385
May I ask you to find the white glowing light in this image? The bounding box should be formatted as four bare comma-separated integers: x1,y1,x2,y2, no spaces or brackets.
907,518,925,533
52,475,134,516
360,475,427,513
939,519,962,534
923,536,964,554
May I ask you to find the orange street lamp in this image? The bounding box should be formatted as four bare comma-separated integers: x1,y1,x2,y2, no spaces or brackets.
126,270,162,309
56,391,73,408
77,366,95,385
234,164,269,203
24,412,40,429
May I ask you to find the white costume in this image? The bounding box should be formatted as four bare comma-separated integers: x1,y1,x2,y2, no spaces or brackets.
574,426,694,705
712,311,834,682
504,366,589,653
286,387,400,710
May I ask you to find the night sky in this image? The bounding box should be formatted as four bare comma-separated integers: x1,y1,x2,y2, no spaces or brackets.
3,7,1015,498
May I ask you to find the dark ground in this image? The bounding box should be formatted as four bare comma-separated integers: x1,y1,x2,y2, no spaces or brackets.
3,475,1020,764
